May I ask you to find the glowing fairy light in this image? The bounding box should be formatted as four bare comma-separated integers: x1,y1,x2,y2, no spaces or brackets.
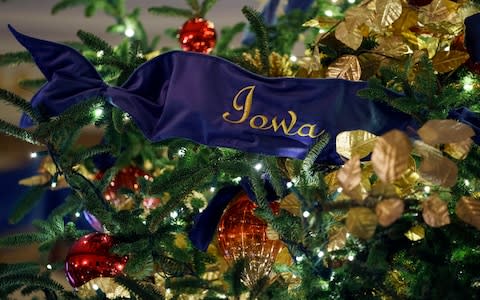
124,27,135,37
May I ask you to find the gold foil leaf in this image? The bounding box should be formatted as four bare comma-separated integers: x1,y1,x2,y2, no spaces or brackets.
326,55,362,81
444,138,473,160
280,193,302,217
372,130,412,183
266,224,280,240
417,35,440,59
456,196,480,230
346,207,378,240
337,155,361,196
371,181,398,198
327,226,348,252
376,198,405,227
375,36,412,58
18,173,51,186
394,167,420,197
432,50,469,73
419,154,458,188
412,140,443,158
419,0,459,24
392,7,418,33
376,0,402,27
405,225,425,241
418,120,475,145
336,130,377,159
422,195,450,227
324,171,340,193
303,17,338,28
335,22,363,50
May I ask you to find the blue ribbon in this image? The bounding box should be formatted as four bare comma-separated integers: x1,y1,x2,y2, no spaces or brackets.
465,13,480,62
10,25,420,165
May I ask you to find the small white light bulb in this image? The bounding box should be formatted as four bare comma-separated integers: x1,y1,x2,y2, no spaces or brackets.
46,264,52,270
96,50,104,58
424,186,431,193
30,152,38,158
74,212,81,218
210,186,216,192
318,250,325,258
124,27,135,38
348,255,354,261
254,163,263,171
290,55,298,62
303,211,311,218
93,108,103,118
170,211,178,219
348,0,356,3
286,181,293,188
325,10,333,17
92,284,99,290
50,181,57,189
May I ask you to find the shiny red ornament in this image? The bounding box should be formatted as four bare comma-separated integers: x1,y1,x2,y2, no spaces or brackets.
96,166,157,210
178,17,216,54
408,0,433,6
65,233,128,288
217,192,283,287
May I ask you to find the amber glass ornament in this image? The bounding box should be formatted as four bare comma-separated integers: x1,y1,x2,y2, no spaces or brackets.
178,17,216,54
96,166,156,210
65,233,128,288
217,192,283,287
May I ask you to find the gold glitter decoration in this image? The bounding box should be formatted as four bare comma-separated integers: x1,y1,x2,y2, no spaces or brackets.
242,50,294,77
336,130,377,159
418,120,475,145
444,138,473,160
405,225,425,241
456,196,480,230
76,277,130,299
346,207,378,240
375,198,404,227
422,195,450,227
375,0,402,27
372,130,412,183
432,50,470,73
326,55,362,80
419,154,458,188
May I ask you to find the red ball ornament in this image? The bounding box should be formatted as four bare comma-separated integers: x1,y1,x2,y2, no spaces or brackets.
65,233,128,288
217,192,283,287
178,17,216,54
408,0,433,6
96,166,156,210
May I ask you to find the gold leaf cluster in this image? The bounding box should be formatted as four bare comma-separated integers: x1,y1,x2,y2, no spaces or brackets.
242,50,294,77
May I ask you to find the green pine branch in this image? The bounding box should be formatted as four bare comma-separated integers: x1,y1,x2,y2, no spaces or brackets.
9,186,46,224
216,22,246,55
51,0,90,15
242,6,270,75
0,89,40,123
148,6,193,18
200,0,217,17
77,30,115,56
0,51,33,66
0,119,41,145
115,275,165,300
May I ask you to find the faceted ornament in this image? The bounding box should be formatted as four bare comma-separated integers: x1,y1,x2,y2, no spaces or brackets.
217,193,283,287
178,17,216,54
65,233,128,288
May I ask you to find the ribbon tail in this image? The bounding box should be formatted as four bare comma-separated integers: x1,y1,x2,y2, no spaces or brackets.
465,13,480,63
8,25,105,127
189,185,243,251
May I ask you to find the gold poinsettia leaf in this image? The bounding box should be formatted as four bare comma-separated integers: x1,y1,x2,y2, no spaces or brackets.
444,138,473,160
376,0,402,27
337,155,361,196
392,6,418,33
336,130,377,159
405,225,425,241
18,173,51,186
371,181,398,198
372,130,412,183
266,224,280,240
276,247,293,265
422,195,450,227
346,207,378,240
412,140,443,158
419,154,458,188
417,35,440,59
375,36,412,58
358,53,385,80
418,120,475,145
280,193,302,217
38,156,57,175
419,0,459,24
324,171,340,193
456,196,480,230
327,226,348,252
303,16,339,28
376,198,404,227
335,22,363,50
394,166,420,197
326,55,362,80
432,50,469,73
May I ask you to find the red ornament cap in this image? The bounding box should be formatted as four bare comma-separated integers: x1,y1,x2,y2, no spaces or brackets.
65,233,128,288
178,17,217,54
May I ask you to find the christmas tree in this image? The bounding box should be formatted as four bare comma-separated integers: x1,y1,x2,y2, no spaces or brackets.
1,0,480,299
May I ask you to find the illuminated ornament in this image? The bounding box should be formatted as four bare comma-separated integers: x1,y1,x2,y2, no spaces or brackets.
217,192,283,287
178,17,216,54
65,233,128,288
407,0,433,6
96,166,157,210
